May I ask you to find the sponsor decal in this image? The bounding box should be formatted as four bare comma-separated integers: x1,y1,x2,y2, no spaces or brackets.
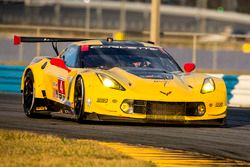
58,79,65,95
57,78,65,101
112,99,118,103
91,45,158,51
52,82,58,99
53,89,58,99
215,102,223,107
97,98,108,103
36,106,47,110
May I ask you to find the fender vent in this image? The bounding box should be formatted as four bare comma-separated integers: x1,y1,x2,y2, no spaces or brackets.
42,90,46,98
41,62,47,69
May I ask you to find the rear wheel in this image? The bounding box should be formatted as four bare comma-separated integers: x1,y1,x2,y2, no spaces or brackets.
74,76,86,123
23,71,36,118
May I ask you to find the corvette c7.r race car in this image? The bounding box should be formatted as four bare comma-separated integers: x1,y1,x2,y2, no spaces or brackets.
14,36,227,125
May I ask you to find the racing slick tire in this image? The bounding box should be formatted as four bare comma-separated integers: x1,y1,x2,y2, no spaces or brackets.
74,76,86,123
22,70,38,118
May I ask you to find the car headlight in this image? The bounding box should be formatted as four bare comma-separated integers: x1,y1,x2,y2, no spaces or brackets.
97,73,125,91
201,78,215,94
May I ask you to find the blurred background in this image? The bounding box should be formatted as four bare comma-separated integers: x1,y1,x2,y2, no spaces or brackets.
1,0,250,73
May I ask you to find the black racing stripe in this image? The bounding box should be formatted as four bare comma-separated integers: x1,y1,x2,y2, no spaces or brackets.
101,40,144,47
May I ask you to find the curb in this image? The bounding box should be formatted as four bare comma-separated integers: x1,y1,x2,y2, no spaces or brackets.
100,142,249,167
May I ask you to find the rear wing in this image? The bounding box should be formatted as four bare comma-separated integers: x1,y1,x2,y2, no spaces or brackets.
13,35,92,56
13,35,155,56
13,35,90,45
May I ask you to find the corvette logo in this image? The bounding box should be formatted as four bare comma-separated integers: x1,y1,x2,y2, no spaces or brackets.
160,91,172,96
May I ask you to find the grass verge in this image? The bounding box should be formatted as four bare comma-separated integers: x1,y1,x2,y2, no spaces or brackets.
0,129,154,167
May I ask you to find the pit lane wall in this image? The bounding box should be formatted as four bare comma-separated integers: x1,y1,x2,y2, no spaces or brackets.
0,65,249,107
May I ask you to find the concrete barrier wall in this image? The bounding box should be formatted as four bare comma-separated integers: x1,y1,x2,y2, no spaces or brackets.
230,75,250,107
0,65,249,107
208,74,250,107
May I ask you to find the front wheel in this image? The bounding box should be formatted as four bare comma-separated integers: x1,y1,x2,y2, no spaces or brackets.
74,76,86,123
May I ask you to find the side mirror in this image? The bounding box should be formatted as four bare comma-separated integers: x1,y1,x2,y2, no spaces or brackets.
50,58,71,72
184,63,196,73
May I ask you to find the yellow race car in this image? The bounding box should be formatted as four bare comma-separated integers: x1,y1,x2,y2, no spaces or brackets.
15,36,227,125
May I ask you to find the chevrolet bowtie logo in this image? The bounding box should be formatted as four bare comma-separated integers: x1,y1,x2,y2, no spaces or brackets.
160,91,172,96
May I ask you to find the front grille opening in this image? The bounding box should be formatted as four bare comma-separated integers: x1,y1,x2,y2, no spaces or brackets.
134,100,147,114
133,100,205,116
148,102,186,116
186,103,197,116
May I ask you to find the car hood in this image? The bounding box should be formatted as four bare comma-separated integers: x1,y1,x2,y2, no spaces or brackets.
101,67,209,100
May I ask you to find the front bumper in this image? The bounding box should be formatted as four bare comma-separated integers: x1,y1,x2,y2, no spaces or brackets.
96,114,226,126
85,97,227,123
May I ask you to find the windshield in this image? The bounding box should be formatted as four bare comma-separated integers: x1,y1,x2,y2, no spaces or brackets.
79,46,182,72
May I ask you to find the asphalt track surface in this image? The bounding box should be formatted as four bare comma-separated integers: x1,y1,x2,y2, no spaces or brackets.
0,93,249,163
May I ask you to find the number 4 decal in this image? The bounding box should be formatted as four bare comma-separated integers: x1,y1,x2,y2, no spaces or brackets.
58,79,65,95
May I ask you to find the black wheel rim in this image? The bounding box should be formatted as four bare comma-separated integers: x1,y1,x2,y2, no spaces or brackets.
23,77,34,113
74,78,83,117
